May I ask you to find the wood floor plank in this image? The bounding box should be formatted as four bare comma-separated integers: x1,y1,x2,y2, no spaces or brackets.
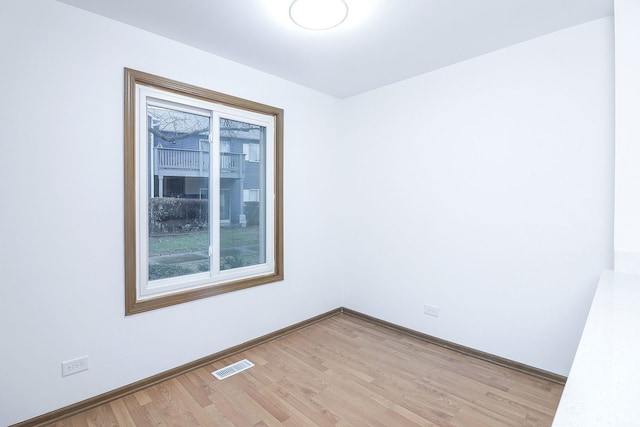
176,371,214,408
42,314,563,426
108,400,137,426
119,395,153,426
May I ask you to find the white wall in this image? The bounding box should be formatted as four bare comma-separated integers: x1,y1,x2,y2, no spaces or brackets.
340,18,614,376
0,1,344,425
614,0,640,273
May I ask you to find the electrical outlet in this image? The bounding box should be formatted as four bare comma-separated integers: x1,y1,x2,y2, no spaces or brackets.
424,304,440,317
61,356,89,377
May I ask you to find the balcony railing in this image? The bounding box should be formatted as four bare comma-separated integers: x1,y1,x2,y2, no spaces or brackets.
153,147,244,178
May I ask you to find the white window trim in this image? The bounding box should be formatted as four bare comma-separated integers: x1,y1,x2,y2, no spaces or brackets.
135,86,276,301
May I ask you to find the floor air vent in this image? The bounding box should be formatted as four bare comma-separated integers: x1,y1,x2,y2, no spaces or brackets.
212,359,254,380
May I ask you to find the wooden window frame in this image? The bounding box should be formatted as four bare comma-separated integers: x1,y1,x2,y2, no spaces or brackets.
124,68,284,315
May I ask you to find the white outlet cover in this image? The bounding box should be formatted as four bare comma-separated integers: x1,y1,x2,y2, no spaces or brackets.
424,305,440,317
61,356,89,377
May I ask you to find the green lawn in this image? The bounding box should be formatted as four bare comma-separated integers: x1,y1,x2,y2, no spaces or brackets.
149,227,260,256
148,227,262,279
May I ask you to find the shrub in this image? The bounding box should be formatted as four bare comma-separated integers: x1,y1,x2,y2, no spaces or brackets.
244,201,260,226
149,197,208,232
148,263,192,280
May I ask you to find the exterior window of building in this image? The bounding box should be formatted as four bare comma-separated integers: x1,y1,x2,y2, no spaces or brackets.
243,143,260,162
124,69,283,315
243,189,260,202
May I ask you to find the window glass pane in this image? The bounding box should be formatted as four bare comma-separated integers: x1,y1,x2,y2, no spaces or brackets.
147,105,211,280
220,118,266,271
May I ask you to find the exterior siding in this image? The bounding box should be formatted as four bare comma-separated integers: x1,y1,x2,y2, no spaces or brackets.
151,131,262,225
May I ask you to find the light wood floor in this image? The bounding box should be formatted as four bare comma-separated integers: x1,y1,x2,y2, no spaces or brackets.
46,314,563,426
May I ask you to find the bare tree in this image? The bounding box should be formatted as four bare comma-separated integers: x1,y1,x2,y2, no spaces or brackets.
148,107,261,143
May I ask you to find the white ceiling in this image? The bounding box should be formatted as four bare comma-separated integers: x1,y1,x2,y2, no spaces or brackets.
57,0,613,98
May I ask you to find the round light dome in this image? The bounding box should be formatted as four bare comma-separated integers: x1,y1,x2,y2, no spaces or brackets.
289,0,349,31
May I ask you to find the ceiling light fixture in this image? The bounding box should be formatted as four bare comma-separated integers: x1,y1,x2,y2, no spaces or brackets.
289,0,349,31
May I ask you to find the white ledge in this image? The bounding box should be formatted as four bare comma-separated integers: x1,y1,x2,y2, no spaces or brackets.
552,270,640,426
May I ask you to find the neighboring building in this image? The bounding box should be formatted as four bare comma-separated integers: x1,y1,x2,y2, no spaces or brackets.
149,116,263,227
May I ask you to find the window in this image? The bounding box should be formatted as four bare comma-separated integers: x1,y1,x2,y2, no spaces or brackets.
243,189,260,202
124,68,283,315
243,143,260,162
